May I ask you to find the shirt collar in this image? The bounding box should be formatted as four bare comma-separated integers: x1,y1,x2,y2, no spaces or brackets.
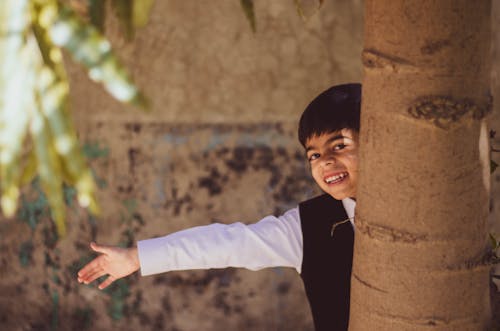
341,198,356,224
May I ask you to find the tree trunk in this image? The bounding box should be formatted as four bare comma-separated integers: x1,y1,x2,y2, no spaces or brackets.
350,1,492,330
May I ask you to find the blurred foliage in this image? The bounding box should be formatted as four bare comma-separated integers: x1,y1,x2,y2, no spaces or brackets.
490,234,499,261
109,0,155,40
239,0,325,32
240,0,256,32
82,141,109,159
72,306,94,330
16,140,109,258
294,0,325,21
105,278,130,320
0,0,152,237
88,0,106,32
19,239,34,267
50,289,59,331
0,0,325,238
19,178,50,230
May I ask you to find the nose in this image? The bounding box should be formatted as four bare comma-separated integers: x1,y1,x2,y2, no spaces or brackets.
320,150,336,167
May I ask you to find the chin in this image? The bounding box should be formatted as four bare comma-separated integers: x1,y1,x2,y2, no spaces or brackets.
325,191,346,200
326,188,354,201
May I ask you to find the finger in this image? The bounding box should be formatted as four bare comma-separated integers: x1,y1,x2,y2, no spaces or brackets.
78,268,101,284
98,276,115,290
83,269,107,284
77,259,102,279
90,242,111,254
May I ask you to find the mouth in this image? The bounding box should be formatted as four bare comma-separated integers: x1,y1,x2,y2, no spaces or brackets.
324,172,348,185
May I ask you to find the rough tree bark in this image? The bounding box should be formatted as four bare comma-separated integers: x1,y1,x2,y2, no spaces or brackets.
350,1,492,330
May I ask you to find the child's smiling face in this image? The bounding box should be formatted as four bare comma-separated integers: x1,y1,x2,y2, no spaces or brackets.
305,129,359,200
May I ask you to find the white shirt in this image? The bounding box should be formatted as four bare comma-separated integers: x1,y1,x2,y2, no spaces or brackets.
138,198,356,276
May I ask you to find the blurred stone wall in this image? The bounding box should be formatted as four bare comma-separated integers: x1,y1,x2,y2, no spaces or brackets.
0,1,364,330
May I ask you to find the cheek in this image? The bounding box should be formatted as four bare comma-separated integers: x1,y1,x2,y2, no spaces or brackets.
310,165,323,184
344,154,359,174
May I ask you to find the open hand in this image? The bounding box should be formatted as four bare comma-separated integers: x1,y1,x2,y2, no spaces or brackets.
77,242,140,290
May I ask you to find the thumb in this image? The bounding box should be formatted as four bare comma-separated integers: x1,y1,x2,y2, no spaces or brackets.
90,242,110,254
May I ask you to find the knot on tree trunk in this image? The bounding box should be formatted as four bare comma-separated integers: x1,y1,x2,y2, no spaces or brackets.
361,49,416,73
408,95,492,129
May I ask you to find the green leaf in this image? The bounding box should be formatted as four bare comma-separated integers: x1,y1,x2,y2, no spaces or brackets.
0,0,147,238
240,0,256,32
0,0,35,218
29,100,67,236
132,0,154,28
111,0,134,39
20,151,38,186
88,0,106,32
48,4,148,108
491,233,498,249
32,2,100,232
294,0,323,20
492,160,498,174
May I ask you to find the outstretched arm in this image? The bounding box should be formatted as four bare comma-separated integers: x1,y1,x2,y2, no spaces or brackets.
78,207,303,287
138,208,303,275
77,242,140,290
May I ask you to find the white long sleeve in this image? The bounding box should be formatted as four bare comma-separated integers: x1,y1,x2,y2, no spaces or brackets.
138,208,304,275
137,198,356,277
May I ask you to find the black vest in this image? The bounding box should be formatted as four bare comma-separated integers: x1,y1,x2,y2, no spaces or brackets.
299,194,354,331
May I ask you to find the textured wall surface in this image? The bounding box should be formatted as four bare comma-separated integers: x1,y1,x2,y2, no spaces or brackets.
0,1,364,330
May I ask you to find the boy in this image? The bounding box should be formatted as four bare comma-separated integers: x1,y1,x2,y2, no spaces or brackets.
77,83,361,331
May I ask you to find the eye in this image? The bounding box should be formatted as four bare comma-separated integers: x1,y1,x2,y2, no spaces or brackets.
333,143,346,151
308,153,320,162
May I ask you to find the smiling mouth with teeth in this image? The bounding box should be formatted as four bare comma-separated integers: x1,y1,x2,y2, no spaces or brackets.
324,172,348,184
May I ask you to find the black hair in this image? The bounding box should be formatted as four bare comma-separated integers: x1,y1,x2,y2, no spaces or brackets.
298,83,361,148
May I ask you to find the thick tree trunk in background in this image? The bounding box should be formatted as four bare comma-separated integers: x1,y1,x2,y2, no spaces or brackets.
350,1,492,330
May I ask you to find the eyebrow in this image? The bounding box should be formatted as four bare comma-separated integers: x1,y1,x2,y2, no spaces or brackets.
305,134,345,153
